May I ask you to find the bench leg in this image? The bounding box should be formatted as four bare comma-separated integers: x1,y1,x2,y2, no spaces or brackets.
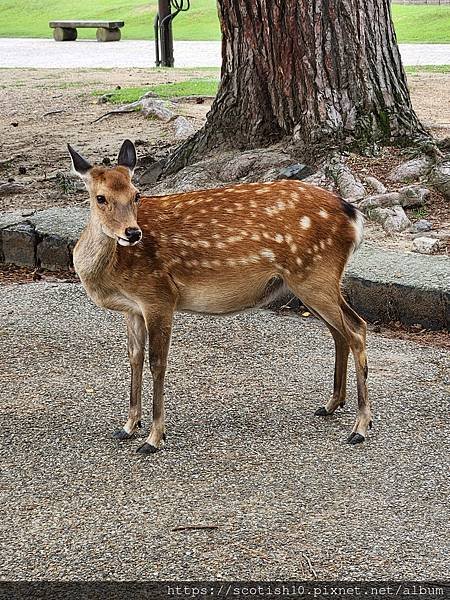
53,27,77,42
96,27,121,42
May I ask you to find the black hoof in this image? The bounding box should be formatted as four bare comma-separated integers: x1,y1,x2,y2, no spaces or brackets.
137,420,142,428
314,407,329,416
136,442,159,455
369,420,373,430
347,432,365,445
112,428,133,440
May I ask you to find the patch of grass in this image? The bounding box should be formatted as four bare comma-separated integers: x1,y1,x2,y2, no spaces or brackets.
405,65,450,74
0,2,449,43
95,78,219,103
391,5,450,43
410,207,428,220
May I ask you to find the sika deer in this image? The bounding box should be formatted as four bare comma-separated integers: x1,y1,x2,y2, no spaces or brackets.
69,140,371,454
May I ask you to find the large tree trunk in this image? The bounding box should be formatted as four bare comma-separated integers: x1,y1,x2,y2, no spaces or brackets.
166,0,427,173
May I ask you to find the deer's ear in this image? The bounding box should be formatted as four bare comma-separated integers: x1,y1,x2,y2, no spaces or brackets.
68,144,92,179
117,139,137,175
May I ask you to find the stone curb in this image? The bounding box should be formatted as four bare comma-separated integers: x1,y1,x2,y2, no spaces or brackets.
1,208,449,331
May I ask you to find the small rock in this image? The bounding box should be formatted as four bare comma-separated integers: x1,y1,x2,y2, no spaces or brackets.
369,205,411,233
410,219,432,233
364,176,386,194
278,164,315,181
429,158,450,199
388,156,434,183
21,209,36,218
412,237,440,255
398,186,430,208
18,166,27,175
173,116,195,139
138,161,164,185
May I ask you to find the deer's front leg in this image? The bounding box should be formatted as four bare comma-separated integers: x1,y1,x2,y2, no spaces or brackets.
113,312,146,440
137,311,173,454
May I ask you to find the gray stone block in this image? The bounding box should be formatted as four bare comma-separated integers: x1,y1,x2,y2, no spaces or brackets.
2,222,38,267
36,235,72,270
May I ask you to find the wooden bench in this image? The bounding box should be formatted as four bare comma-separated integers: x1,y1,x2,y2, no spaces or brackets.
49,20,125,42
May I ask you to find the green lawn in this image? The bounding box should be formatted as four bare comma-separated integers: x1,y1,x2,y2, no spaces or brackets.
0,0,221,40
95,77,220,103
391,5,450,43
0,2,449,43
404,64,450,74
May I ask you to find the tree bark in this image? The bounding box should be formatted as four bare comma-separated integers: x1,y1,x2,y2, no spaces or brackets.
166,0,428,174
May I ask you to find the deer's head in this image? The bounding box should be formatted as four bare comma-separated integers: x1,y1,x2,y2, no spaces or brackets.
68,140,142,246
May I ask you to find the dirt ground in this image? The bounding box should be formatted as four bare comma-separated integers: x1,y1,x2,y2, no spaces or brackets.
0,68,449,253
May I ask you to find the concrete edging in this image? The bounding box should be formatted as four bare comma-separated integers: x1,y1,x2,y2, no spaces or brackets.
1,207,449,331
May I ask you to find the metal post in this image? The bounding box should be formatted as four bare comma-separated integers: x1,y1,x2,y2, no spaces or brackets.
158,0,174,67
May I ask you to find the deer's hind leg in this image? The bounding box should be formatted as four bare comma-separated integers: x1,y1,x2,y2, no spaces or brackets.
287,280,370,444
314,322,350,417
113,312,146,440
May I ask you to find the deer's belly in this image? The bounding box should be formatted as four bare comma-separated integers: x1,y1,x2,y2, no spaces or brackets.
177,275,288,315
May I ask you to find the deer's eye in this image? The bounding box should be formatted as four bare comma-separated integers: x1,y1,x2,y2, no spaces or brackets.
96,195,107,205
134,192,141,203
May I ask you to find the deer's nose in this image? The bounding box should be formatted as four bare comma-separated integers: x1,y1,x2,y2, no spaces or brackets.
125,227,142,243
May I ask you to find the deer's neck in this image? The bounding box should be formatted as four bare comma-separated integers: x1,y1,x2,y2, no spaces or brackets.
74,219,117,283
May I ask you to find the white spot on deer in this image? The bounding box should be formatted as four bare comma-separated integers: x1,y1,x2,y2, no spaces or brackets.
327,237,333,246
227,235,243,243
255,188,270,195
260,249,276,261
262,232,271,240
227,258,238,266
215,241,226,249
296,257,303,266
191,259,199,266
201,260,211,268
251,233,261,242
319,209,329,219
274,234,284,243
276,200,286,211
290,243,298,253
250,200,258,209
313,244,319,253
285,233,293,244
299,216,311,229
200,209,207,214
211,259,221,268
248,254,260,263
320,240,326,250
225,208,234,214
235,202,243,210
211,219,218,225
198,240,210,248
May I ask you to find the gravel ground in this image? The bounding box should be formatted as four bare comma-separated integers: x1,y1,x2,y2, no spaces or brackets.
0,283,449,580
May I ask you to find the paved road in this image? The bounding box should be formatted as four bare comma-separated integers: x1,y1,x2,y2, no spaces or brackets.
0,38,449,68
0,282,448,580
